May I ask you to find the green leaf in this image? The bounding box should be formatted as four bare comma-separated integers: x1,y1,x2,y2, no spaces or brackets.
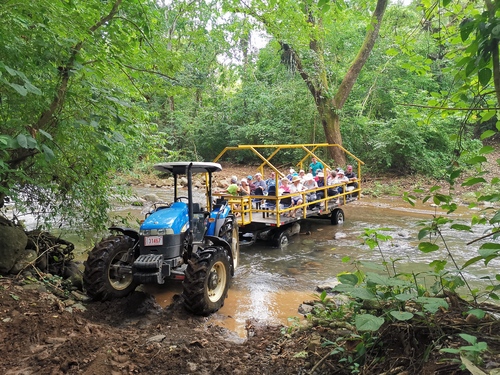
9,83,28,96
480,130,496,140
479,145,495,154
489,212,500,224
466,309,486,320
390,311,414,321
395,292,417,302
462,255,485,269
418,229,430,241
419,242,439,253
450,224,472,231
17,134,28,148
386,48,399,56
338,273,359,286
38,129,53,140
355,314,384,332
481,110,496,123
478,68,492,87
466,156,487,165
461,177,487,186
415,297,448,313
460,19,475,41
42,145,55,161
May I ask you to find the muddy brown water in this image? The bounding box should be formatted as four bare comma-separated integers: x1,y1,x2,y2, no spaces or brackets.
14,187,496,338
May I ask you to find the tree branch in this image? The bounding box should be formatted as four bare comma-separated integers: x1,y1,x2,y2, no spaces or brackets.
333,0,388,109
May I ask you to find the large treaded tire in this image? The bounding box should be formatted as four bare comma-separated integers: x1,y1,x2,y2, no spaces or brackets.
182,247,231,315
83,235,137,301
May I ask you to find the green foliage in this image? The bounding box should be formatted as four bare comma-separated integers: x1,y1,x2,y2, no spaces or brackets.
441,334,488,368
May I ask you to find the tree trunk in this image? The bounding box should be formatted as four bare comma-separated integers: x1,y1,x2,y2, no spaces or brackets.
317,98,345,165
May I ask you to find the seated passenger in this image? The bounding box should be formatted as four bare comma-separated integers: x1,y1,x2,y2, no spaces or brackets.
240,179,251,196
279,177,290,194
298,169,306,183
289,175,305,217
252,172,267,195
344,165,359,196
286,168,296,181
315,171,325,199
246,175,256,193
303,173,318,202
265,171,276,188
329,169,349,202
225,176,240,196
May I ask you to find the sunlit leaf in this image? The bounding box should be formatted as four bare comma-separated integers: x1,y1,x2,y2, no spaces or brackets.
480,130,496,140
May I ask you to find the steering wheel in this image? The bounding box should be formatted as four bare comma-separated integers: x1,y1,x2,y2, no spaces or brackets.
175,196,189,203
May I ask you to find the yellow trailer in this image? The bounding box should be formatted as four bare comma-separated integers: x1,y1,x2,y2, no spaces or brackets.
212,144,363,248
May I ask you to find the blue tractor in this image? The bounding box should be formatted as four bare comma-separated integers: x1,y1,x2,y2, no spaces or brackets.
83,162,239,315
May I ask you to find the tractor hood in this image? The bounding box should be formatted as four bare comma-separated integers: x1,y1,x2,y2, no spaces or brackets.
140,202,188,235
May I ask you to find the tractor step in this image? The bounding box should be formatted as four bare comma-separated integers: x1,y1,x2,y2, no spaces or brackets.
132,254,169,284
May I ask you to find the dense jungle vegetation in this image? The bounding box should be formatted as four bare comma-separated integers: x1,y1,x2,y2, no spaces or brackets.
1,0,498,231
3,1,500,373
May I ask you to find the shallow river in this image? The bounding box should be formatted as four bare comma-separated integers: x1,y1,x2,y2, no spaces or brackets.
14,188,495,338
121,191,497,337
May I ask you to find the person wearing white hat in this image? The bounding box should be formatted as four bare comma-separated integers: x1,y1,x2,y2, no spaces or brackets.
303,173,318,203
329,169,349,204
289,175,305,217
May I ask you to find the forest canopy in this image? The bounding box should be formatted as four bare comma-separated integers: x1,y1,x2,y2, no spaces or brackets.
1,0,499,230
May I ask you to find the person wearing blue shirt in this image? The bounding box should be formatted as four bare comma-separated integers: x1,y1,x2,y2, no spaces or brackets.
309,157,324,177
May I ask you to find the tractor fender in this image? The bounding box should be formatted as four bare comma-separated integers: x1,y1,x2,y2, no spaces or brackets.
108,226,140,243
204,235,233,262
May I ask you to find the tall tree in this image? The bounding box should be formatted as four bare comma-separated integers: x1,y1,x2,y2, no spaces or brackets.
225,0,388,164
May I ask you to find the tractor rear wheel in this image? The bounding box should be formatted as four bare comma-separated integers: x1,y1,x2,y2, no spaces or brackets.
182,247,231,315
83,235,137,301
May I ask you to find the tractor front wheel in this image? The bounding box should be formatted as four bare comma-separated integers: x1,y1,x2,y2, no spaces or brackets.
182,247,231,315
83,235,137,301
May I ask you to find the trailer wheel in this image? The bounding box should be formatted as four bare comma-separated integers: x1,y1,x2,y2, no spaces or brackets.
331,208,345,225
272,230,289,249
182,247,231,315
83,235,137,301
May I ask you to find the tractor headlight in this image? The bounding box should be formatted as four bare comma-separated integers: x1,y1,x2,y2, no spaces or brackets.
140,229,151,236
157,228,166,235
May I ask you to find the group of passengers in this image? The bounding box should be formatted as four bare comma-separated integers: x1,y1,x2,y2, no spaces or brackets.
223,158,358,211
224,172,268,197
